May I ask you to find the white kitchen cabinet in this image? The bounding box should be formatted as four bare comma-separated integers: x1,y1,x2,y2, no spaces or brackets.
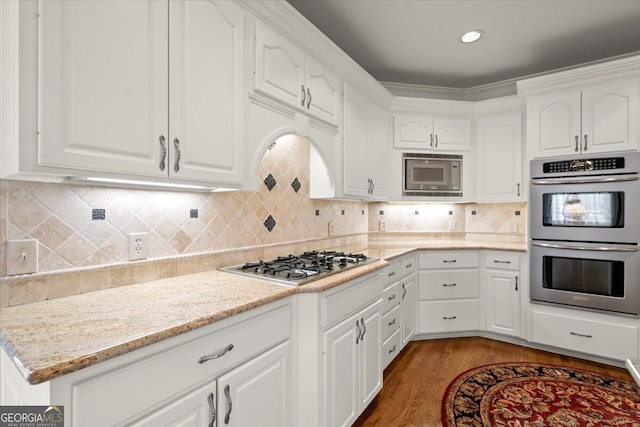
343,84,389,200
531,304,639,362
393,114,471,151
484,252,521,338
475,113,523,202
254,21,341,126
3,0,245,188
323,299,382,427
527,81,639,158
417,251,480,334
400,268,417,348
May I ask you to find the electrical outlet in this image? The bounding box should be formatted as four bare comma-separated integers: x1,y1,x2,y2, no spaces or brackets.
128,233,148,261
7,239,38,275
379,220,387,232
449,220,457,231
328,222,335,236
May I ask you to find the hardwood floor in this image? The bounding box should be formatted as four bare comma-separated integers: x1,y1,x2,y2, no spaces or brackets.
353,337,634,426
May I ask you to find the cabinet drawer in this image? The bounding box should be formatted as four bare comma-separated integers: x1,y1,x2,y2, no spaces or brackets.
382,330,401,369
531,309,639,361
419,251,479,269
382,305,401,341
322,272,383,327
486,252,520,271
382,260,401,285
418,270,478,300
382,281,402,314
417,300,479,334
399,255,416,276
73,301,291,427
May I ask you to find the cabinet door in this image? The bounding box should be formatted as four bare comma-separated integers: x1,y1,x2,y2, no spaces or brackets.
342,84,371,198
401,273,416,347
433,117,471,151
323,315,359,427
476,113,522,202
369,105,390,200
485,270,520,337
254,22,305,109
217,341,291,427
168,0,244,185
305,57,341,125
129,380,216,427
581,81,639,154
393,114,434,149
528,92,581,157
38,0,168,176
359,301,382,411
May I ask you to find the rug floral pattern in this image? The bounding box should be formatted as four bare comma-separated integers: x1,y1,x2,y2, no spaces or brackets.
442,362,640,426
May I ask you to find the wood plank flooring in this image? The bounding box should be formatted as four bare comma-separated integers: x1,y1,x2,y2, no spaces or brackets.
353,337,634,426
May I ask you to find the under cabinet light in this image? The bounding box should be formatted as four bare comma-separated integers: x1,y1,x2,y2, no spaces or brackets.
75,177,218,192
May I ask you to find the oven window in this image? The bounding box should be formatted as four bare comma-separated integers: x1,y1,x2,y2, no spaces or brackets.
542,256,624,297
542,192,624,227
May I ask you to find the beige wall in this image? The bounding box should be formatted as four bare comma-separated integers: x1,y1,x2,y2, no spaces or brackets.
0,135,525,279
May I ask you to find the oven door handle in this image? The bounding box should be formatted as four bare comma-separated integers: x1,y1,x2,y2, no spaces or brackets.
532,241,639,252
531,175,639,185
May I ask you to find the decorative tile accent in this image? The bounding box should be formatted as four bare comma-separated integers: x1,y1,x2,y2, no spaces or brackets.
190,209,198,218
291,177,301,193
263,173,277,191
92,209,106,220
263,215,276,232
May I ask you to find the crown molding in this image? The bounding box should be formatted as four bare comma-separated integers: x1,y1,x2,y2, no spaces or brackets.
382,80,518,102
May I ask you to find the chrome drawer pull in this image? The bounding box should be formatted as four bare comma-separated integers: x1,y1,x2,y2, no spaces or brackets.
443,260,457,263
405,262,413,268
388,318,397,327
388,345,397,354
442,283,457,287
198,344,234,364
388,271,396,277
570,331,593,338
388,294,397,301
493,260,511,264
443,316,457,320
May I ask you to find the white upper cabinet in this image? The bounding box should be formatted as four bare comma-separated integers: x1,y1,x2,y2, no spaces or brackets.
6,0,245,187
526,81,639,158
393,114,471,151
475,112,523,202
254,21,341,126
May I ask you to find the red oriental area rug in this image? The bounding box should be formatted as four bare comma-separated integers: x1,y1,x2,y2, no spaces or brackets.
442,362,640,426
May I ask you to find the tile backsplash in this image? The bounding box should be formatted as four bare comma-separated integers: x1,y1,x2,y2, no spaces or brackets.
1,134,526,306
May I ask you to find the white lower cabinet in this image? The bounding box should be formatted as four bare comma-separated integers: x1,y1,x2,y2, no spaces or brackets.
485,252,521,338
417,251,480,334
531,305,639,362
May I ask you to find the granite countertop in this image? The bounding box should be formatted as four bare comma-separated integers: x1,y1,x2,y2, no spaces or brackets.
0,241,525,385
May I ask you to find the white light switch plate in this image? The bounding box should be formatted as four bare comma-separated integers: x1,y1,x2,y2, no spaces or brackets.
7,239,38,275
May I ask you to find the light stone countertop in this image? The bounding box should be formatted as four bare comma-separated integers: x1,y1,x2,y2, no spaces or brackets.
0,241,525,385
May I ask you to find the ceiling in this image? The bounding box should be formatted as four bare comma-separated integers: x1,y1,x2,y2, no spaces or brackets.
286,0,640,90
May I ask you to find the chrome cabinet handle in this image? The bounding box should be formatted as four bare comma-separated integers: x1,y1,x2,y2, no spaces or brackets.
493,260,511,264
430,133,434,147
583,134,588,151
443,260,457,263
371,179,375,194
388,344,397,354
574,135,579,152
435,134,438,148
517,183,521,197
207,392,216,427
443,316,457,320
173,138,181,173
406,262,413,268
360,316,366,340
307,88,312,109
388,294,397,301
442,283,457,287
570,331,592,338
388,271,396,277
224,384,232,424
515,276,518,291
198,344,234,364
159,135,167,171
301,85,306,107
402,282,406,299
356,319,362,344
388,318,396,327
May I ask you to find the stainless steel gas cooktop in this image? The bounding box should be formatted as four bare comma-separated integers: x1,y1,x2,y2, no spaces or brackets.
221,250,377,286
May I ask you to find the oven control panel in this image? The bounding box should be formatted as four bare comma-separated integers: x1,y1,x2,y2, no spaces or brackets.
542,157,625,173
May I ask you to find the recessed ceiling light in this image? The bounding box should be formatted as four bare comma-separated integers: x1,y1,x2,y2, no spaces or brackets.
460,30,484,43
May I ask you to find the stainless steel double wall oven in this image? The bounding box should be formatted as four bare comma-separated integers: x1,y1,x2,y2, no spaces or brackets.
530,152,640,316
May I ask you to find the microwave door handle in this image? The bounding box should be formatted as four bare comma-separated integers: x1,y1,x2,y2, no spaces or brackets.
531,241,639,252
531,175,639,185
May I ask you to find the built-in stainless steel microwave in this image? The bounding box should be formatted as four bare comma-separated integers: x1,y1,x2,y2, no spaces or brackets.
403,153,462,197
